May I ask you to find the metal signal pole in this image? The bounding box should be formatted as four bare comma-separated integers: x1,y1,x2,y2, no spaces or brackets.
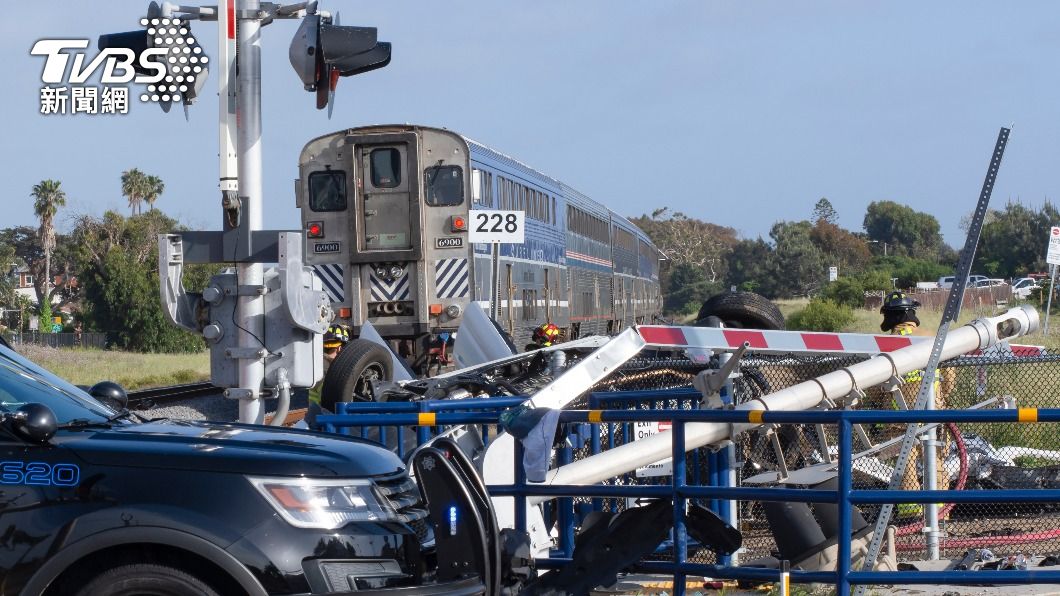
234,0,266,424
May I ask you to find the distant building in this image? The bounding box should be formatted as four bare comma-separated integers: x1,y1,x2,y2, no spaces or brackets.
11,264,70,306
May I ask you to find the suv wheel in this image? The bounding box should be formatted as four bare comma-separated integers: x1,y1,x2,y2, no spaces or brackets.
76,563,220,596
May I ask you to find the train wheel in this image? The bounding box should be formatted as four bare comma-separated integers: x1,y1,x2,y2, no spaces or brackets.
695,291,785,330
321,339,394,409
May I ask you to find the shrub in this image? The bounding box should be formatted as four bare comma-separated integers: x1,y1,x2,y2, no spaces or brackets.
786,299,854,332
821,277,865,308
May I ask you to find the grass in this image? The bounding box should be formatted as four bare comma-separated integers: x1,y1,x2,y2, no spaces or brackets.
15,344,210,390
778,298,1060,348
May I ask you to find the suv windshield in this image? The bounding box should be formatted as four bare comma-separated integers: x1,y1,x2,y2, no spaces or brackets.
0,343,113,424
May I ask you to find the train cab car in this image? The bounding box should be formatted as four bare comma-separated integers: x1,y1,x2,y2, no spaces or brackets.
296,125,662,364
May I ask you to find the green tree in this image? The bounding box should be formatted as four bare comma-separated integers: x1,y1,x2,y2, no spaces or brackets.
810,220,873,277
821,277,865,308
726,238,781,298
630,208,738,283
30,180,67,319
144,174,165,211
121,168,149,215
771,221,826,297
974,201,1060,278
812,197,838,225
0,242,16,314
663,262,722,315
863,200,945,261
71,210,213,352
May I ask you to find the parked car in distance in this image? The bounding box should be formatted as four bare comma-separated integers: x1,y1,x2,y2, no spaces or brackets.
973,278,1007,288
1013,277,1040,299
938,275,988,289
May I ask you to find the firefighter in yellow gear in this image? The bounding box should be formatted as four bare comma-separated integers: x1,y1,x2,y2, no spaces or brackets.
306,324,349,427
880,291,951,518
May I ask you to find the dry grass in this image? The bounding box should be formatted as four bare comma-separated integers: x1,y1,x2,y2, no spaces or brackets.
14,344,210,390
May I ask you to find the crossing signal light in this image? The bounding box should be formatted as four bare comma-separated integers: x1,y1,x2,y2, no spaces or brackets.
98,1,209,114
289,13,392,116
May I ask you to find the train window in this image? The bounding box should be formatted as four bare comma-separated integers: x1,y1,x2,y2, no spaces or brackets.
522,289,538,320
370,148,401,188
425,165,464,206
308,170,347,212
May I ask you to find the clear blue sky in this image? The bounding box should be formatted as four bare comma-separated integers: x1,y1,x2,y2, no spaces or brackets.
3,2,1059,248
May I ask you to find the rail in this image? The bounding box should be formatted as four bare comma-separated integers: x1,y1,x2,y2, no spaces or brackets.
127,381,217,408
319,402,1060,595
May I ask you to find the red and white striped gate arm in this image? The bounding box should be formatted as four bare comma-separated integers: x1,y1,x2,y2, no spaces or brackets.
634,325,1046,357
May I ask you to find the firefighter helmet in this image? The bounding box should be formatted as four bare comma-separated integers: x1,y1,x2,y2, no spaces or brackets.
881,290,920,313
323,324,350,350
880,291,921,332
532,323,561,347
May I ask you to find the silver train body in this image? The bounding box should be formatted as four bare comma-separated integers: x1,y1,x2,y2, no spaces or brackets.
297,124,662,358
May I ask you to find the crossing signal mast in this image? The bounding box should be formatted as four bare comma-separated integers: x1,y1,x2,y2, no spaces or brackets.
99,1,392,424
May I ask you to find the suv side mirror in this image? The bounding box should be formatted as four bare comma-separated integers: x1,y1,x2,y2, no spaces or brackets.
4,403,57,444
89,381,129,411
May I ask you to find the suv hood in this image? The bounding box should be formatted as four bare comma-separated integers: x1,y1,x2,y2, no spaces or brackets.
59,419,405,478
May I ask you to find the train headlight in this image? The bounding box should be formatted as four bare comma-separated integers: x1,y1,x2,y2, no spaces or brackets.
374,266,388,279
445,304,462,319
388,265,404,280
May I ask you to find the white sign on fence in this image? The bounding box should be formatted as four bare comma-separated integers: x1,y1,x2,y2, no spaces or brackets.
828,266,838,282
1048,226,1060,266
633,420,673,477
468,210,525,244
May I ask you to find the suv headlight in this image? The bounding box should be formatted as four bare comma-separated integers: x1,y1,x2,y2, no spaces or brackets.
248,477,398,529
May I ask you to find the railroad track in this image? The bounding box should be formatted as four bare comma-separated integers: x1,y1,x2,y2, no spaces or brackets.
127,382,218,409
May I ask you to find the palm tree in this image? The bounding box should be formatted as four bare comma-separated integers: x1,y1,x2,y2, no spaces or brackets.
30,179,67,308
121,168,147,215
144,175,165,211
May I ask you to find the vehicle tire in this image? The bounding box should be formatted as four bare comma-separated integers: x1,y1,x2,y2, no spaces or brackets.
696,291,785,330
321,339,394,410
76,563,220,596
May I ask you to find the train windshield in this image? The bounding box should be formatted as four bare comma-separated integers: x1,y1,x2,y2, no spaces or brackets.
425,165,463,206
308,170,347,212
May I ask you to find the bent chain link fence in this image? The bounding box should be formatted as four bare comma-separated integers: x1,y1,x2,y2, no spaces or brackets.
579,348,1060,565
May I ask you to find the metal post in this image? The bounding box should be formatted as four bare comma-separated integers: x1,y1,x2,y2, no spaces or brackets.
716,351,738,565
837,417,853,595
1045,264,1056,335
671,420,687,596
558,445,574,557
236,0,266,424
923,380,941,560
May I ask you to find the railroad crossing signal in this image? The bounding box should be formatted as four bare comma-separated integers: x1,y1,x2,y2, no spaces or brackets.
97,1,209,114
288,13,392,116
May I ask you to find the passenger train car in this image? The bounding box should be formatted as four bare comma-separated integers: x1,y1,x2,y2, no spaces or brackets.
296,124,662,363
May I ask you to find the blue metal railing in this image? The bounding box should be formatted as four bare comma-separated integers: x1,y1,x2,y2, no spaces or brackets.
317,401,1060,595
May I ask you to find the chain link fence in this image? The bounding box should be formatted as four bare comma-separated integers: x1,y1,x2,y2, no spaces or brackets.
578,347,1060,565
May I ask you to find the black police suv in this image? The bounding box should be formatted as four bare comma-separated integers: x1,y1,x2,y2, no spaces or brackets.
0,337,489,596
